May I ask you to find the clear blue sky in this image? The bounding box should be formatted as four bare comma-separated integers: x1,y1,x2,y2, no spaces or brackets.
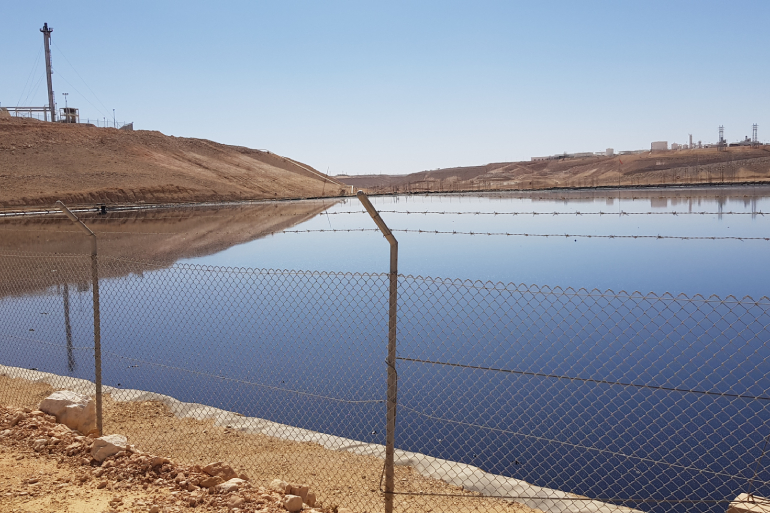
3,1,768,175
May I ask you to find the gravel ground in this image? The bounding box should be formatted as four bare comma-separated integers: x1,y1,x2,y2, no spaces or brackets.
0,404,324,513
0,375,538,513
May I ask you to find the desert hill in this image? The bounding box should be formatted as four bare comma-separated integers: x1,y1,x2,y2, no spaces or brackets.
0,116,347,210
338,146,770,193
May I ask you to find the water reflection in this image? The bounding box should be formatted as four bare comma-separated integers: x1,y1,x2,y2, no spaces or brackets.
189,185,770,298
0,199,341,298
1,186,769,513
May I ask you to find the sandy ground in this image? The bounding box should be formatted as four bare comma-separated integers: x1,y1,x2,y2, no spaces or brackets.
0,117,347,210
0,375,538,513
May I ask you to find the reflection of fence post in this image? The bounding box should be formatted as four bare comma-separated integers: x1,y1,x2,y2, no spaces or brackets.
356,191,398,513
56,201,102,436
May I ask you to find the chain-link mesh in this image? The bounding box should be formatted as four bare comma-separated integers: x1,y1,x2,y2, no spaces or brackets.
1,251,769,513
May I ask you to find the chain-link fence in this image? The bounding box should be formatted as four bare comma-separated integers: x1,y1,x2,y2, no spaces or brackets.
1,251,769,513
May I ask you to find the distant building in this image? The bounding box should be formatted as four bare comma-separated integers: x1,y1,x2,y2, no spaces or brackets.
671,143,681,150
606,148,614,156
651,141,668,151
531,156,550,161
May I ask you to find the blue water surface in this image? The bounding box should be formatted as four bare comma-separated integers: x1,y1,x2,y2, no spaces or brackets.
2,185,770,513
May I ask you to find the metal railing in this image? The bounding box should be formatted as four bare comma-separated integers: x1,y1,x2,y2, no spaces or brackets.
3,108,132,129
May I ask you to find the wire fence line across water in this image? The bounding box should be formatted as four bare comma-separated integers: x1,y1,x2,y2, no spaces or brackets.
1,252,770,513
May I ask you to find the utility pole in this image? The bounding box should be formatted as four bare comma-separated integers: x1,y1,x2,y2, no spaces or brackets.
41,23,56,122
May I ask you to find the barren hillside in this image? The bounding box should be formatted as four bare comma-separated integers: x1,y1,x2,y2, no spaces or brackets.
338,146,770,193
0,117,347,209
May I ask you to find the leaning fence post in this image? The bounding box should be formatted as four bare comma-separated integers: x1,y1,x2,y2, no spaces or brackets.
55,201,102,436
356,190,398,513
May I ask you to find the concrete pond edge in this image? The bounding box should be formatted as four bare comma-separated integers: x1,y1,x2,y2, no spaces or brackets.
0,364,642,513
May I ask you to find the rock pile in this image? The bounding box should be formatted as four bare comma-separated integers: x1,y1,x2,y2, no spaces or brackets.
0,394,339,513
39,390,97,436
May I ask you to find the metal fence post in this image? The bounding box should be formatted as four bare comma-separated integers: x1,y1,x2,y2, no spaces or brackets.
356,191,398,513
55,201,102,436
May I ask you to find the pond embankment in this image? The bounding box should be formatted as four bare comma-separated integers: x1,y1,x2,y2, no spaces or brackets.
0,365,642,513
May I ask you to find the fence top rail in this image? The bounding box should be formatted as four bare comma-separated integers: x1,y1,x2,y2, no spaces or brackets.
1,251,769,306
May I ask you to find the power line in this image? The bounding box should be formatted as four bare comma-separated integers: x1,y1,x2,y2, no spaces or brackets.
52,67,109,120
17,45,44,107
52,42,111,117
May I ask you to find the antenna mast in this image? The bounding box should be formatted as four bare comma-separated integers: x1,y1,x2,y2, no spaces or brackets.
41,23,56,122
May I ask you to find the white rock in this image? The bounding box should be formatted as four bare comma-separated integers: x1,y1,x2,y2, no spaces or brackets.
270,479,291,493
228,496,245,508
305,491,317,507
290,484,309,502
91,434,127,462
202,461,237,480
283,495,303,512
217,478,245,493
38,391,96,435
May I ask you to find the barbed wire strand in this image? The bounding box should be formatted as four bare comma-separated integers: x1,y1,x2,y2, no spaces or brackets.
398,404,765,483
278,228,770,242
397,356,770,401
1,209,766,221
104,352,384,405
3,227,767,241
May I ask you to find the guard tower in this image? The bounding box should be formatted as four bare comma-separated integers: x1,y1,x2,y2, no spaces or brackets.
60,107,79,123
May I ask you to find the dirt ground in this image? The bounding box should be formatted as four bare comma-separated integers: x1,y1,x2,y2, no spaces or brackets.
0,375,538,513
0,117,347,210
0,400,325,513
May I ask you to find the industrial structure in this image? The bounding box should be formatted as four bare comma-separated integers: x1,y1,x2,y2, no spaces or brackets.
2,23,131,129
3,24,60,122
41,22,56,122
530,125,763,162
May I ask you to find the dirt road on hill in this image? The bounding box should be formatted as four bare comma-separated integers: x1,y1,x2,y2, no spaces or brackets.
0,117,348,210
